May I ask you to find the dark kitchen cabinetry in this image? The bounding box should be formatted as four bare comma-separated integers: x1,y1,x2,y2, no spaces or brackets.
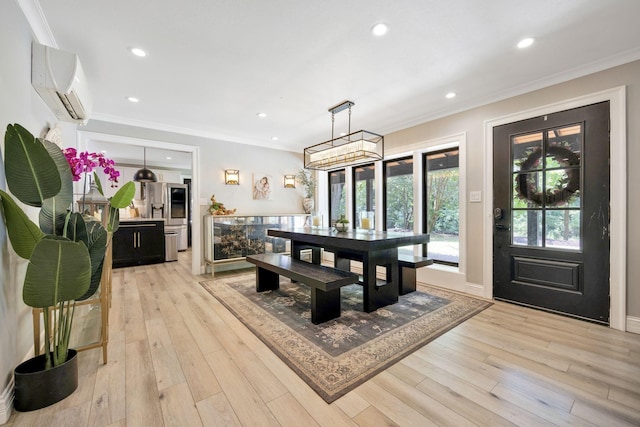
112,220,165,268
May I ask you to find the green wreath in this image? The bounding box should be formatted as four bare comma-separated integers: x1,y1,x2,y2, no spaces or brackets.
515,145,580,207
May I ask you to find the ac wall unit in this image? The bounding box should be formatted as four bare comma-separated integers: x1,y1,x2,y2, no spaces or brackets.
31,42,93,124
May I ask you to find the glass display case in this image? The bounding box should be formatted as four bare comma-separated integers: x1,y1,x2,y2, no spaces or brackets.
204,214,309,273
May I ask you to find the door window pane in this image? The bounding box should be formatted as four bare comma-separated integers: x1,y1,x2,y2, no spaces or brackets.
514,171,543,207
545,210,580,249
512,132,543,172
424,149,459,265
329,169,346,227
512,210,542,247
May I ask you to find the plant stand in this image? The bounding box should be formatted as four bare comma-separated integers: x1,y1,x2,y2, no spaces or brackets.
32,243,113,364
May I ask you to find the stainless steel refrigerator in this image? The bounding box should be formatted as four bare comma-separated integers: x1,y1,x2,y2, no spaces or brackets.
146,182,189,251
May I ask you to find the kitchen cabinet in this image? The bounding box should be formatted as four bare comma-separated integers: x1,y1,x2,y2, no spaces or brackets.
112,220,165,268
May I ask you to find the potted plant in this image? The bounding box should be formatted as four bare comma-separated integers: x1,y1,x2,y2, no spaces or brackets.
296,168,316,213
335,214,349,232
0,123,135,411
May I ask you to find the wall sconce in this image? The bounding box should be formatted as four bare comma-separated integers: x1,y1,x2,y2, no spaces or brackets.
284,174,296,188
225,169,239,185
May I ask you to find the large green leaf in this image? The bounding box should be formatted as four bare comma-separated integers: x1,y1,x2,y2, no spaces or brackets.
77,216,107,301
110,181,135,208
0,190,45,259
4,124,61,207
39,139,73,235
23,237,91,308
66,212,88,245
107,206,120,233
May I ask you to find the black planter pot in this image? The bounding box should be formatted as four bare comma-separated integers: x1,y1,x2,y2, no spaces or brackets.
13,349,78,412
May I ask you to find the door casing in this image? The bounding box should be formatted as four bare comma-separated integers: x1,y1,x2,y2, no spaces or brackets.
482,86,627,331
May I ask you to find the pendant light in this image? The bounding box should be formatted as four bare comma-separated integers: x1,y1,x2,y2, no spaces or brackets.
133,147,157,182
304,100,383,170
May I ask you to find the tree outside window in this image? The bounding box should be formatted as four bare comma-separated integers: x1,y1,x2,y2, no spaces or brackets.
424,148,459,265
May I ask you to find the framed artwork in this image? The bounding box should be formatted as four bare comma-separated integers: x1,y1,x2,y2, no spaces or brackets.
253,173,272,200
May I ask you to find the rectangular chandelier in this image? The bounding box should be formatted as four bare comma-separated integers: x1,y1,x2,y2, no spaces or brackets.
303,100,384,171
304,130,383,170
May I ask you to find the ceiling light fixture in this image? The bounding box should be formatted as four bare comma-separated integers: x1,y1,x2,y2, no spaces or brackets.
517,37,535,49
371,23,388,36
257,112,267,118
271,136,278,141
133,147,157,182
127,96,139,103
446,92,456,99
129,47,147,57
304,100,384,171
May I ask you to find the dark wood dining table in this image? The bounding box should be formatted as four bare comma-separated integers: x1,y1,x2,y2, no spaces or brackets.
267,227,429,312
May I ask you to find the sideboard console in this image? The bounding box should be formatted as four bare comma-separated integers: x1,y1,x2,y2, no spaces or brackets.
204,214,309,274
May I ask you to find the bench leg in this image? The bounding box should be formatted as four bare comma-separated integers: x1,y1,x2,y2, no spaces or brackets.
399,266,416,295
256,267,279,292
311,288,341,324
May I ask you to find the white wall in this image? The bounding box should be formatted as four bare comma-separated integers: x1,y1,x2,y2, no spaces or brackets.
0,1,74,421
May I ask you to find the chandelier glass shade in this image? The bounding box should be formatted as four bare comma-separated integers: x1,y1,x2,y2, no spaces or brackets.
304,100,383,170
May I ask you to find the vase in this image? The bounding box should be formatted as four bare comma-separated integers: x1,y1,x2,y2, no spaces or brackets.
335,222,349,232
303,198,314,214
13,349,78,412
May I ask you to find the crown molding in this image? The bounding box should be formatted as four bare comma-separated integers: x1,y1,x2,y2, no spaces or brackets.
17,0,57,47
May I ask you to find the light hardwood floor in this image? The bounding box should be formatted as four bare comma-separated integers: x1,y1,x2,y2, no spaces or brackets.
7,252,640,426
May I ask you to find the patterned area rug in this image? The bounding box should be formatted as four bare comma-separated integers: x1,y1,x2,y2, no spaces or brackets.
200,273,491,403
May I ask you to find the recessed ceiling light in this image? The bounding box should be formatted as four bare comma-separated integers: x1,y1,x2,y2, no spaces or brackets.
127,96,139,103
517,38,535,49
166,156,172,160
446,92,456,99
371,23,388,36
129,47,147,57
271,136,278,141
100,150,107,154
257,112,267,118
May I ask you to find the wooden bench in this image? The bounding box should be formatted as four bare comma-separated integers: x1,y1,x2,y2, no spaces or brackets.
246,253,359,324
398,254,433,295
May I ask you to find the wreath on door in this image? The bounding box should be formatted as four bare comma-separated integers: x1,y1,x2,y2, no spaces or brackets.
515,144,580,207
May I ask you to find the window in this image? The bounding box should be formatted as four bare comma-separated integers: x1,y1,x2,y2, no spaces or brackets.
328,169,346,226
423,148,459,265
353,163,375,225
384,157,413,232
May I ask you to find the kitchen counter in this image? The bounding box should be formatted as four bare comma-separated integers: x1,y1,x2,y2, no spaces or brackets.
120,217,166,223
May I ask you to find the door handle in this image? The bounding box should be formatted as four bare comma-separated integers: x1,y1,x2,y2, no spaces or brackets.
495,224,510,231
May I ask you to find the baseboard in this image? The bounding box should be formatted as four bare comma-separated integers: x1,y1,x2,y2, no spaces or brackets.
464,282,486,298
626,316,640,334
0,377,14,425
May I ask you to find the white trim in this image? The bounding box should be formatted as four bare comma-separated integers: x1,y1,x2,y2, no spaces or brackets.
17,0,57,47
0,377,13,425
627,316,640,335
77,131,202,276
483,86,627,331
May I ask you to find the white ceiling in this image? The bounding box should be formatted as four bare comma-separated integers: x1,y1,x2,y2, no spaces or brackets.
34,0,640,168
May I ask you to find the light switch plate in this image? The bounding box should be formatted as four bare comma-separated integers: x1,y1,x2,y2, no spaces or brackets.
469,191,482,202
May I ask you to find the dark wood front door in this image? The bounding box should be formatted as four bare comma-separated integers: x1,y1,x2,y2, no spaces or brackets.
493,102,610,324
